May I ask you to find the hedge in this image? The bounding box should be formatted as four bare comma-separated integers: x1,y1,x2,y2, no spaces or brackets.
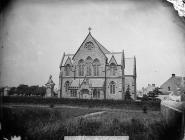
1,96,161,110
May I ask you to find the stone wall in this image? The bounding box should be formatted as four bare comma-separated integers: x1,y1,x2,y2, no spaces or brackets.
161,101,185,140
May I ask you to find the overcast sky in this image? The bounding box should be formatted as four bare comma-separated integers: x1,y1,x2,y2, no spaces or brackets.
0,0,185,90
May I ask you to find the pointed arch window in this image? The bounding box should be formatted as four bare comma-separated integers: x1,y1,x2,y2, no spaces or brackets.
87,65,92,76
93,58,100,76
93,88,100,98
110,63,117,76
65,64,71,76
78,59,84,76
110,81,116,94
86,56,92,76
65,81,70,92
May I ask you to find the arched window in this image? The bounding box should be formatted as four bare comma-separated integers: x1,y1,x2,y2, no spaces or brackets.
168,86,171,91
65,81,70,92
110,63,117,76
65,64,71,76
93,58,100,76
110,81,115,94
86,56,92,76
93,88,100,98
78,59,84,76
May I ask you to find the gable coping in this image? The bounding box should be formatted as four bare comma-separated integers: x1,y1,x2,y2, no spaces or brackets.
72,32,108,60
109,55,118,65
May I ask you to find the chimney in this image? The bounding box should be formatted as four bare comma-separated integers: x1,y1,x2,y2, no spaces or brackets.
172,74,175,77
152,84,155,87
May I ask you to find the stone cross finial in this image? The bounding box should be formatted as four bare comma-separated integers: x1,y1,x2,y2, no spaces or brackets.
88,27,92,33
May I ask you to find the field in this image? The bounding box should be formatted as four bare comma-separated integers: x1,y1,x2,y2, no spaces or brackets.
1,105,181,140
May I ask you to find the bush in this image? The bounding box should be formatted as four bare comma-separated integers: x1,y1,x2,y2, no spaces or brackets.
49,104,54,108
1,96,160,111
143,105,147,113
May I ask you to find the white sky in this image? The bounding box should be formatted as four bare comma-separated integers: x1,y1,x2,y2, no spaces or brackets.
0,0,185,90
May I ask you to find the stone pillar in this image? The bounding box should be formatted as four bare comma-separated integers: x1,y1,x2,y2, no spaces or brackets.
45,75,55,97
3,87,10,96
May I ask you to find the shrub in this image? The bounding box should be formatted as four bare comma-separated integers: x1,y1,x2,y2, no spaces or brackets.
49,104,54,108
143,105,147,113
1,96,160,111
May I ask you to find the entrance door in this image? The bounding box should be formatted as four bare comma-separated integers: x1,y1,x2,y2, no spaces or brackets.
81,89,89,99
93,89,100,99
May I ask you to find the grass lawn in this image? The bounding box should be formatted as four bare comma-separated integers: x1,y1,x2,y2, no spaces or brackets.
1,106,180,140
83,110,162,126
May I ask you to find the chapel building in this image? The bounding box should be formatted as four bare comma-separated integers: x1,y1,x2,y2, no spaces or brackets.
59,29,136,100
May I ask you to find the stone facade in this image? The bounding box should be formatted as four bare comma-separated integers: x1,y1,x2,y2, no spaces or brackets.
59,30,136,100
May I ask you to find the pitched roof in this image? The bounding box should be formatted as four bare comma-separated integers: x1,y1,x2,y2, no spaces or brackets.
64,56,73,66
105,52,122,65
125,58,135,75
60,54,74,67
46,76,55,85
59,32,135,76
72,33,110,59
109,55,118,65
105,52,135,75
160,76,183,89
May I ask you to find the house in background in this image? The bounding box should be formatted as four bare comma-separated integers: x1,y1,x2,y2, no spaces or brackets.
140,84,156,96
160,74,185,102
59,29,137,100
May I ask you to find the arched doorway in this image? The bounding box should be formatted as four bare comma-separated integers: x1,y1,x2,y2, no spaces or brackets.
81,89,90,99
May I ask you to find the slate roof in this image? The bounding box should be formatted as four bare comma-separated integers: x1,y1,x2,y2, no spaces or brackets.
124,58,134,75
60,54,74,67
105,52,134,75
160,76,183,89
105,52,122,65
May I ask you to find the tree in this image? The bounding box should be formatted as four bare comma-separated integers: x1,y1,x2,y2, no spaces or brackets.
9,87,17,96
29,85,39,96
125,85,131,100
17,84,29,96
38,86,46,97
28,85,46,97
148,87,161,101
142,94,149,101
